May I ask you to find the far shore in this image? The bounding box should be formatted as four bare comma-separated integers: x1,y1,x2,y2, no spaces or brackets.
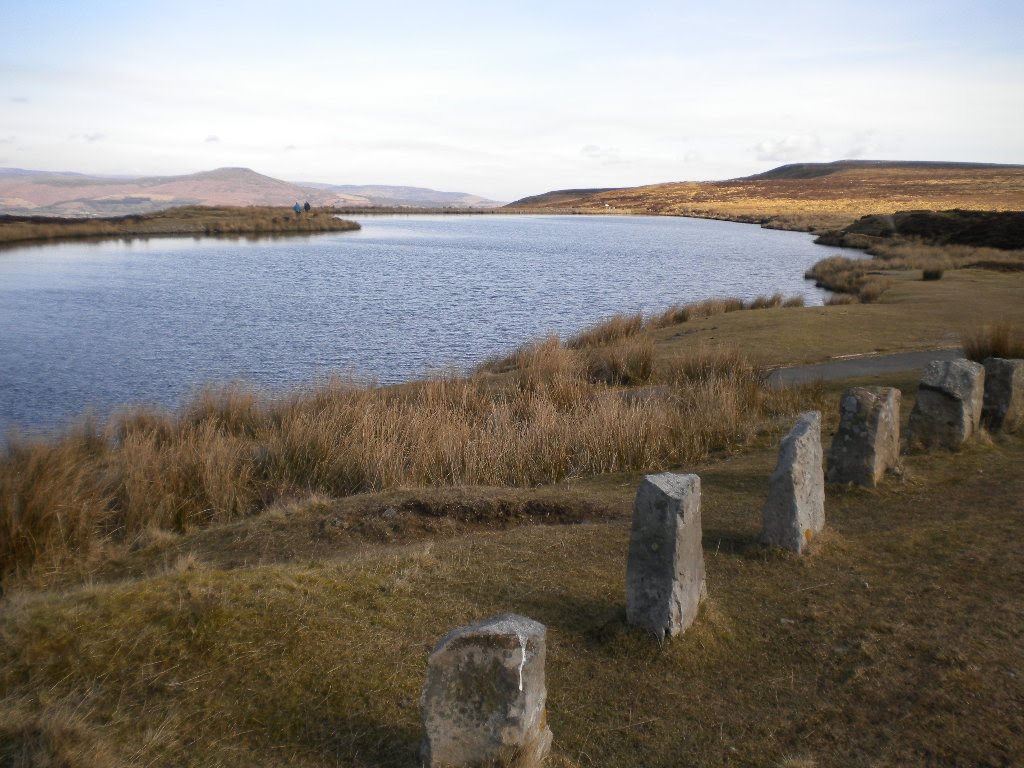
0,205,360,248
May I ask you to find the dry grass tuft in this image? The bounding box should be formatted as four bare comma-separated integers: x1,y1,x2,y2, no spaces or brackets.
566,312,644,349
583,336,655,385
744,292,784,310
0,706,117,768
646,297,746,329
825,293,859,306
961,323,1024,363
0,340,812,587
857,277,892,303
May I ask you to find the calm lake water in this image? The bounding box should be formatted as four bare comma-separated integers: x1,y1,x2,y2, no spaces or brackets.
0,214,845,433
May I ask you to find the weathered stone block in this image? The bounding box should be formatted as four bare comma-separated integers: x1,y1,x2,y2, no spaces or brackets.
982,357,1024,433
626,473,706,639
421,614,552,768
762,411,825,553
908,359,985,450
826,386,901,487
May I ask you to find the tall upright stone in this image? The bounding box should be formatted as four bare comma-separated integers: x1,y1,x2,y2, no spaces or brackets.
762,411,825,554
982,357,1024,433
626,473,706,639
421,614,552,768
908,359,985,450
826,386,901,487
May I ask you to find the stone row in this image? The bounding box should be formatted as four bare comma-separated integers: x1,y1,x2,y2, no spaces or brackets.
419,355,1022,766
826,356,1022,486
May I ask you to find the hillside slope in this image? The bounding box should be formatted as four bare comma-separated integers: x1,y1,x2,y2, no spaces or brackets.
508,160,1024,231
0,167,501,216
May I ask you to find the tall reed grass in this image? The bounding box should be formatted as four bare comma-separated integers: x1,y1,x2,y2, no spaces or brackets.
0,344,815,586
961,323,1024,363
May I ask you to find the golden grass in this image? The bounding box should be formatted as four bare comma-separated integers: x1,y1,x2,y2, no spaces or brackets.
825,293,859,306
0,206,360,246
1,342,817,588
806,243,1024,299
583,336,655,385
961,322,1024,362
509,163,1024,232
480,295,806,377
566,312,644,349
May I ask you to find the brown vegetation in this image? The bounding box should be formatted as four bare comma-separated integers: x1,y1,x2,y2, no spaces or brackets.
0,206,360,247
806,241,1024,300
961,322,1024,362
1,334,816,588
507,161,1024,232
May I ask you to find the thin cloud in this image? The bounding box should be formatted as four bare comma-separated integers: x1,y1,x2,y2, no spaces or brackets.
753,135,826,162
0,136,16,145
204,135,220,143
10,96,28,103
581,144,623,165
284,144,297,152
844,130,879,159
69,132,107,143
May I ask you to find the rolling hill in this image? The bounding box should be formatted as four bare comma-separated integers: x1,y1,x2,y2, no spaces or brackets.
507,160,1024,231
0,167,504,216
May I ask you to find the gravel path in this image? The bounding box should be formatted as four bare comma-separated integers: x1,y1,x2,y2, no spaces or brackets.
768,348,962,387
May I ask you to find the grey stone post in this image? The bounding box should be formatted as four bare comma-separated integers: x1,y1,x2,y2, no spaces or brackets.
420,614,552,768
908,359,985,450
762,411,825,553
826,386,901,487
982,357,1024,432
626,473,706,639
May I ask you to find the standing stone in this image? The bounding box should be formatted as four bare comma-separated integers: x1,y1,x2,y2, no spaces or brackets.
826,387,901,487
982,357,1024,433
762,411,825,554
626,473,707,639
908,359,985,450
420,614,552,768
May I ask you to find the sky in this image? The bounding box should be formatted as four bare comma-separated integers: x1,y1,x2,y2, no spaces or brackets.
1,0,1022,201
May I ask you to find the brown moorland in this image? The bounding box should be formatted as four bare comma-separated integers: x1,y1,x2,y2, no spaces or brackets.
507,160,1024,232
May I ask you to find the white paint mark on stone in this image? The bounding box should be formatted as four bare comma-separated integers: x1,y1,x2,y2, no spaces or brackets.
516,631,527,691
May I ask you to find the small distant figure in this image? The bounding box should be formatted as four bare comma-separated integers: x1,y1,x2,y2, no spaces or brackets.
293,201,302,216
303,201,311,212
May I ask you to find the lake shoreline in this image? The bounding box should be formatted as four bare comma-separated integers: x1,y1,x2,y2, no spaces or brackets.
0,205,360,248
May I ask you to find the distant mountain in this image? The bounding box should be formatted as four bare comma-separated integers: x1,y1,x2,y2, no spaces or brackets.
300,182,504,209
0,167,504,216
